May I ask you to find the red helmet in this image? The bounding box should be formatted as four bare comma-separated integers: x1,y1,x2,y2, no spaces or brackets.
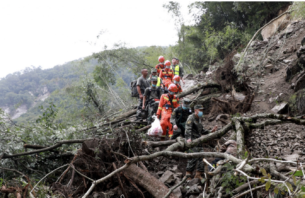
165,60,171,66
168,83,178,93
173,75,180,82
158,56,165,63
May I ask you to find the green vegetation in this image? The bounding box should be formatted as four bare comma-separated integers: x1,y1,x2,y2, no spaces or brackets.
164,2,290,72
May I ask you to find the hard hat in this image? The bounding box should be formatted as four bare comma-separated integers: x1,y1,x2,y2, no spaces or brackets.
194,104,204,110
158,56,165,63
151,68,157,73
168,83,178,93
165,60,171,66
173,75,180,82
150,76,158,82
183,98,192,105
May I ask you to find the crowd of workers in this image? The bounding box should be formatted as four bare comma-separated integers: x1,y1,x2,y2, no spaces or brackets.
134,56,234,181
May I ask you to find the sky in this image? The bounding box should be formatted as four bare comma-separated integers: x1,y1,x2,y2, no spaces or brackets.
0,0,197,78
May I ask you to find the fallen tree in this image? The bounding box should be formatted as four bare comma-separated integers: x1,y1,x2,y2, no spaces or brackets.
4,113,304,197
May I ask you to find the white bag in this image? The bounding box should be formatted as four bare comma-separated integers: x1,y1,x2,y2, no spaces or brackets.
147,115,163,137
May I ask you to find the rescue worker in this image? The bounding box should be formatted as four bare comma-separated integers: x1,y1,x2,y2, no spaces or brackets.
148,68,162,87
185,104,218,180
136,69,150,120
173,75,183,93
159,60,174,88
170,98,192,140
155,56,165,74
172,58,185,84
142,76,162,124
156,84,180,140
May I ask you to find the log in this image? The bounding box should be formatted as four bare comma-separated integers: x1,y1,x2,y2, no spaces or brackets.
233,119,245,158
177,81,220,98
123,164,178,198
1,139,87,159
99,109,137,126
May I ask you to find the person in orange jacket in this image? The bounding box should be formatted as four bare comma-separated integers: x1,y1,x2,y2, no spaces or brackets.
159,60,174,88
156,83,180,140
173,75,183,93
155,56,165,74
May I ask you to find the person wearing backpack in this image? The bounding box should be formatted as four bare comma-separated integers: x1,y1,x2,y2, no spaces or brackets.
142,76,162,124
136,69,150,120
170,98,192,140
156,83,180,140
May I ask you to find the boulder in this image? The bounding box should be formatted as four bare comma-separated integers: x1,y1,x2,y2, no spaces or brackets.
271,102,288,114
261,13,289,41
294,71,305,92
289,88,305,116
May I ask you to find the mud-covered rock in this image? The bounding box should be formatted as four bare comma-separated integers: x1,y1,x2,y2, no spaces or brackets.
271,102,288,114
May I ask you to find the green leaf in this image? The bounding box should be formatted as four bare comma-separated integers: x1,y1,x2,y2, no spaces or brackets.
274,186,279,194
261,168,267,176
301,186,305,192
259,177,266,184
266,180,271,191
292,175,297,185
285,182,293,192
292,170,304,176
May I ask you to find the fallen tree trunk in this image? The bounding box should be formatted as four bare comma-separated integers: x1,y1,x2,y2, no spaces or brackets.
233,119,245,158
1,139,87,159
177,81,220,98
123,164,178,198
99,109,137,126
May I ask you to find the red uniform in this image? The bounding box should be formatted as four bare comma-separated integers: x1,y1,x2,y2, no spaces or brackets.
155,64,165,74
156,94,180,138
176,83,182,93
159,68,174,88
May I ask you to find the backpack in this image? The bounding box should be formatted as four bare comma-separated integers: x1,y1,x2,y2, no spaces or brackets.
130,80,139,97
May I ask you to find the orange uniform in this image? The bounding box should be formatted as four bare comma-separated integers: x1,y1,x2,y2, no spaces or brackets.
156,94,180,138
176,84,182,93
155,64,165,74
159,68,174,88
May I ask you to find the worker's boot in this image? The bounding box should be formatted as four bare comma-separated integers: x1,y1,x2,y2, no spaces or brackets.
194,171,204,181
160,137,166,141
186,171,192,181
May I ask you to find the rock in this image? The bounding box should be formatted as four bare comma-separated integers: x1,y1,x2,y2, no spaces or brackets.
159,170,175,184
187,178,200,186
183,74,194,80
169,165,178,173
294,72,305,92
286,57,304,82
283,153,300,161
172,187,182,198
288,89,305,115
264,64,274,73
261,13,289,41
271,102,288,114
186,184,201,195
233,53,241,63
